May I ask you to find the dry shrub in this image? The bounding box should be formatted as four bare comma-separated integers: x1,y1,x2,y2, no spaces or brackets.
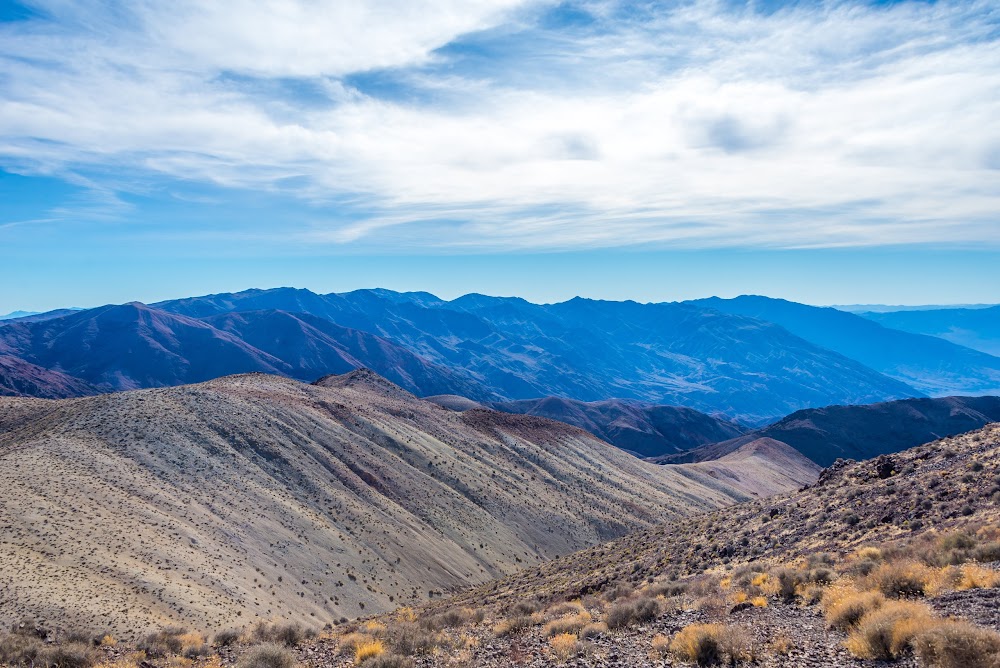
213,630,241,647
606,598,659,629
492,616,532,637
669,624,752,666
542,611,591,637
357,655,413,668
771,633,793,655
914,620,1000,668
751,596,768,608
422,608,483,631
337,633,375,657
0,634,97,668
236,644,295,668
646,581,688,598
866,561,933,598
844,600,933,660
822,589,885,631
958,564,1000,590
579,623,607,640
601,584,633,602
855,546,883,562
385,622,448,656
730,591,748,605
549,633,580,662
546,600,586,617
650,634,670,658
354,639,385,664
251,623,307,648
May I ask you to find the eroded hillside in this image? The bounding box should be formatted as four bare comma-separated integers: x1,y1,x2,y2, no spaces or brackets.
0,371,805,638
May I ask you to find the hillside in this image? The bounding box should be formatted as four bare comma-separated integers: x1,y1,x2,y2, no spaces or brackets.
485,396,746,458
274,424,1000,668
864,305,1000,357
0,371,809,638
657,395,1000,467
691,295,1000,397
0,354,98,399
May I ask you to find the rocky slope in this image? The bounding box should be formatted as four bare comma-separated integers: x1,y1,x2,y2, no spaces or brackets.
0,371,810,638
269,424,1000,668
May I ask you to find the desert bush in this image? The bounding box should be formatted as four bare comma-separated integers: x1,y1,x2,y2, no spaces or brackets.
0,632,45,666
914,620,1000,668
751,596,768,607
138,628,186,657
546,600,587,617
822,589,885,631
252,622,306,647
579,622,607,639
669,624,752,666
421,608,482,630
542,611,591,637
214,629,242,647
867,560,932,598
237,643,295,668
844,600,933,660
646,581,687,598
549,633,580,662
769,568,803,602
650,633,670,658
354,639,385,664
337,633,375,656
492,615,532,637
358,655,413,668
386,622,448,656
601,584,633,602
606,598,659,629
0,633,97,668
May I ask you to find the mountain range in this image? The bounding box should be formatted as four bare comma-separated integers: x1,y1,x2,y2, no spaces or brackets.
861,304,1000,357
0,288,944,423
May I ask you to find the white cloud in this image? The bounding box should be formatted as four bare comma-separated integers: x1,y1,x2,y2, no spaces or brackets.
0,0,998,250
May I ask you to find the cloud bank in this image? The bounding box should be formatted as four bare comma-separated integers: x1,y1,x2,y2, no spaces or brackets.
0,0,998,250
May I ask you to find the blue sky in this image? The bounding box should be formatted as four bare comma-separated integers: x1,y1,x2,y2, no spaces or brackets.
1,0,998,312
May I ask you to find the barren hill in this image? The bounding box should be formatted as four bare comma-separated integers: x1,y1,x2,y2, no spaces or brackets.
0,371,809,638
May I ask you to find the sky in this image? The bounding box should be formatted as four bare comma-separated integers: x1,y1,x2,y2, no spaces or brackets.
1,0,998,312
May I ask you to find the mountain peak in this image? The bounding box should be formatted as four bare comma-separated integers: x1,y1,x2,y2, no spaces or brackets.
313,367,415,399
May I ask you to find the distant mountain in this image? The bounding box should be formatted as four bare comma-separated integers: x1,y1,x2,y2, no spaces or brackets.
483,396,746,458
0,302,484,398
690,295,1000,397
154,288,923,423
0,310,39,320
0,354,98,398
834,303,997,313
862,305,1000,357
655,395,1000,467
0,308,83,322
0,371,797,635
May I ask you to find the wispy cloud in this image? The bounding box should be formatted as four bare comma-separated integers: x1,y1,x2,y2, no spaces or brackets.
0,0,998,250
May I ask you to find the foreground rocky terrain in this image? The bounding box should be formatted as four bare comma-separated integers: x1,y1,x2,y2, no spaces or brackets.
0,371,814,638
2,421,996,667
